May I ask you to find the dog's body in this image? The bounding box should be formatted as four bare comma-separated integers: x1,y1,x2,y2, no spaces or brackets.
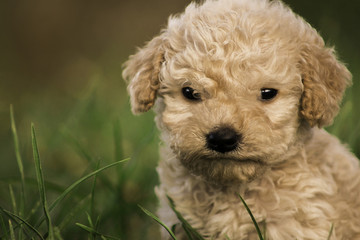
123,0,360,239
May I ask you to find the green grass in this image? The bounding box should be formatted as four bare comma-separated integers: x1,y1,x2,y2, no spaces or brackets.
138,204,177,240
0,108,131,239
32,123,55,239
10,105,26,226
238,194,264,240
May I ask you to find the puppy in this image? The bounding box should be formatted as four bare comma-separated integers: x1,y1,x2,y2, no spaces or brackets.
123,0,360,239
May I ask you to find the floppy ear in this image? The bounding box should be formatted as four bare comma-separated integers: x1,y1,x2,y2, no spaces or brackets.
122,34,165,114
299,39,352,128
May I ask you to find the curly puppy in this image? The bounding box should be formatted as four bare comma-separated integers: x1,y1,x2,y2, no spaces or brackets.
123,0,360,239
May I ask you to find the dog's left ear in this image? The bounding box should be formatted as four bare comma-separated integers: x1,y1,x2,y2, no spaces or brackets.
122,34,166,114
299,37,352,128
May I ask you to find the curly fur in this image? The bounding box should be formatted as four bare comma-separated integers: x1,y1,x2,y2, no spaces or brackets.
123,0,359,239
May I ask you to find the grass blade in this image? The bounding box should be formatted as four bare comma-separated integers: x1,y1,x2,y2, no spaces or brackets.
9,219,16,240
27,200,41,221
263,221,267,240
62,131,115,191
54,227,63,240
1,207,44,240
58,195,90,231
10,105,26,218
76,223,121,240
182,224,195,240
238,194,264,240
31,123,54,239
35,159,129,228
76,223,96,234
90,161,100,223
94,215,101,233
1,213,9,239
327,223,334,240
86,212,94,228
50,158,129,211
86,212,96,240
138,205,177,240
167,196,204,240
9,185,18,214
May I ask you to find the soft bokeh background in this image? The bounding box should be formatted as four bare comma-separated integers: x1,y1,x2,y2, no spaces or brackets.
0,0,359,239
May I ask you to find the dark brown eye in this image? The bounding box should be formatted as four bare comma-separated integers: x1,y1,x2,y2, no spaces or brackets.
260,88,278,101
182,87,201,101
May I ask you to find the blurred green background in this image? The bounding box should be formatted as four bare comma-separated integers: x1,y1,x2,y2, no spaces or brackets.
0,0,359,239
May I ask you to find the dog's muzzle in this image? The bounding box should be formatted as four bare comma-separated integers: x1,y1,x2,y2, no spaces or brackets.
206,127,241,153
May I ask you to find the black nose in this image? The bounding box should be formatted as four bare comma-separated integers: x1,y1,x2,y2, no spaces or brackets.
206,127,240,153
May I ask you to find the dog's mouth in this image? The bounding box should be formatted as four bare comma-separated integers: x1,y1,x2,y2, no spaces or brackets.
180,154,267,185
210,156,263,165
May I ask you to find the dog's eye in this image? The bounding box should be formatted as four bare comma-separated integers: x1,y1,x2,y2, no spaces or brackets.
182,87,201,101
260,88,278,101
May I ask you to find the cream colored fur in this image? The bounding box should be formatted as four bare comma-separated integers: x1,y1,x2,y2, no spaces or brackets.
123,0,360,239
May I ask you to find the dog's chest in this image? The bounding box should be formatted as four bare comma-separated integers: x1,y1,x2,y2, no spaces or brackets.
157,160,337,240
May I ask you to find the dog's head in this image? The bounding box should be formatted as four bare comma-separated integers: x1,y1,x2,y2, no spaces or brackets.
123,0,351,185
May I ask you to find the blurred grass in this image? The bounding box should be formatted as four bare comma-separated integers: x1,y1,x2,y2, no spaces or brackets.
0,0,359,239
